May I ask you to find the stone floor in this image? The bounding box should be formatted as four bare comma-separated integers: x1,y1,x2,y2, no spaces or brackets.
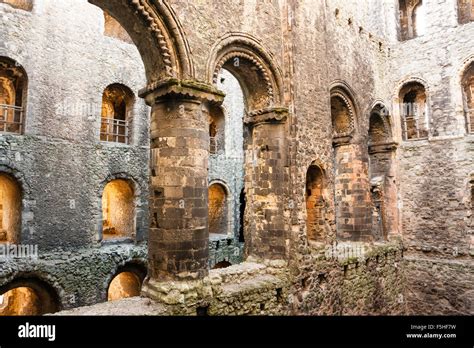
55,297,168,316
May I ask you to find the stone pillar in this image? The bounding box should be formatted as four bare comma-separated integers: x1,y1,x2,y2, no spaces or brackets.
333,135,373,241
244,108,289,260
141,80,224,281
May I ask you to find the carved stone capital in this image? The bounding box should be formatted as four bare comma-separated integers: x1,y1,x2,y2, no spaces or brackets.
332,133,353,147
140,78,225,106
244,107,289,126
368,141,399,154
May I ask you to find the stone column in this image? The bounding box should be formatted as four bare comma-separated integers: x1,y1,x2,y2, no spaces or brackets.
141,80,224,281
244,107,290,260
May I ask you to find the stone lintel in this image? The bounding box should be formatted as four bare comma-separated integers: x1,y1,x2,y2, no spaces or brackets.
139,78,226,105
244,106,289,126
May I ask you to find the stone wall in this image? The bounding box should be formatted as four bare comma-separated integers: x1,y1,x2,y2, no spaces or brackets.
0,0,472,316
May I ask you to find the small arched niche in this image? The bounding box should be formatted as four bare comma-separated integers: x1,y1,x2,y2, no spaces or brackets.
208,183,229,236
399,82,429,140
107,270,144,301
0,279,59,316
101,179,135,241
0,57,28,135
0,173,22,244
100,84,134,144
305,165,326,242
462,61,474,133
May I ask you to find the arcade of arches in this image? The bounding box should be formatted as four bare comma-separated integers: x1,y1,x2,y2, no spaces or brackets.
0,0,472,316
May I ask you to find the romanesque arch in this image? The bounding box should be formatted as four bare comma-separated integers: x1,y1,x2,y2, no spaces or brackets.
206,33,289,260
206,32,284,111
89,0,194,82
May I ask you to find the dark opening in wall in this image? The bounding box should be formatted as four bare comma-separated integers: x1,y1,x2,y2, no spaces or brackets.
101,83,134,144
458,0,474,24
209,105,225,155
0,0,33,11
107,271,142,301
400,82,428,140
101,179,135,240
0,57,28,135
462,62,474,133
196,305,209,316
399,0,425,41
0,173,21,244
0,279,59,316
208,183,228,235
305,165,325,242
212,261,232,269
103,11,133,44
239,188,246,242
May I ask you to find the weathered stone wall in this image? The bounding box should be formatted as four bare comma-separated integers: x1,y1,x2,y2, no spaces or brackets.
0,0,471,316
389,0,474,314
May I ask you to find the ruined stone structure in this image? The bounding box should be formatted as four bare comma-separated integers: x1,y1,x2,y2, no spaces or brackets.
0,0,472,316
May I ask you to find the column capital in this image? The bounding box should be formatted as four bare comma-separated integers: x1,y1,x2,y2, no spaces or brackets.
139,78,225,106
244,106,289,126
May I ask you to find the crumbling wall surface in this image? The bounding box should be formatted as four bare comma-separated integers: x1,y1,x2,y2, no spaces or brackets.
141,243,405,316
0,244,147,309
390,0,474,314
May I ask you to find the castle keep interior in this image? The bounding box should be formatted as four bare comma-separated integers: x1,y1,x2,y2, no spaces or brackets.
0,0,472,316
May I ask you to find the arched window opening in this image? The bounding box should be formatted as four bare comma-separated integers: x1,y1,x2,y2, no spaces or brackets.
101,179,135,240
306,165,325,242
212,261,232,269
0,280,59,316
400,82,428,140
0,57,27,135
208,183,228,236
100,84,134,144
399,0,424,40
107,271,143,301
462,62,474,133
0,173,21,244
209,105,225,155
458,0,474,24
0,0,33,11
103,11,133,44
